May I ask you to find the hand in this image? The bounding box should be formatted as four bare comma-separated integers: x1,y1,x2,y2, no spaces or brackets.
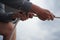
13,12,34,21
19,12,34,21
36,9,55,21
30,4,55,21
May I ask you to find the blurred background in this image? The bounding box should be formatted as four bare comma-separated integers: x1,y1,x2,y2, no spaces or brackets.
16,0,60,40
0,0,60,40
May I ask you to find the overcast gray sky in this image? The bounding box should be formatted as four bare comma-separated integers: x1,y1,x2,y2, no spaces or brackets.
16,0,60,40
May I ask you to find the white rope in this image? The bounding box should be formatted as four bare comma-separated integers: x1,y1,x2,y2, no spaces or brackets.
9,19,19,40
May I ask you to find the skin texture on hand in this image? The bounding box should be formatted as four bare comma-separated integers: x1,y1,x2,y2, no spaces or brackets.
30,4,55,21
12,11,34,21
19,12,34,21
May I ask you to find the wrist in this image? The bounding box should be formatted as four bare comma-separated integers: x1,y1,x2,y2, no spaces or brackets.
30,4,43,14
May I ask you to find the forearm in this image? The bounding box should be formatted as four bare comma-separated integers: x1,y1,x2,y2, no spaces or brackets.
30,4,44,14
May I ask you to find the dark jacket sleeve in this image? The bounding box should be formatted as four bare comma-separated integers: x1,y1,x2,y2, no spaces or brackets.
0,3,15,22
1,0,32,13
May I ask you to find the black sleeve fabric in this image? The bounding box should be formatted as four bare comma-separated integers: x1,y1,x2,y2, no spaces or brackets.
1,0,32,13
0,3,15,22
0,12,15,22
19,1,32,13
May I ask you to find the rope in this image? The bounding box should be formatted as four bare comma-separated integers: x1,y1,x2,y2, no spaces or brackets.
9,19,19,40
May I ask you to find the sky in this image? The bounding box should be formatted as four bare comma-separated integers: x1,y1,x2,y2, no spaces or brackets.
16,0,60,40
